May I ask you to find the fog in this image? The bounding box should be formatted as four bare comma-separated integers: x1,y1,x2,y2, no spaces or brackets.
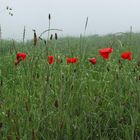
0,0,140,40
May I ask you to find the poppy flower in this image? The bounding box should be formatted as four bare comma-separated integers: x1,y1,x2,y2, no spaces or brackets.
48,55,54,64
66,58,71,64
88,58,96,65
66,58,77,64
120,52,131,60
14,52,26,66
99,48,113,60
16,52,26,61
71,58,77,63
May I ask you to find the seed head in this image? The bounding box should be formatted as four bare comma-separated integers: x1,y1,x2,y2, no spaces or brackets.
55,33,58,40
48,13,51,20
50,34,53,40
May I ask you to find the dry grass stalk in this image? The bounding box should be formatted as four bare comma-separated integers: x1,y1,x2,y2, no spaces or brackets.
33,29,37,46
48,13,51,20
23,26,26,44
48,13,51,40
84,16,88,35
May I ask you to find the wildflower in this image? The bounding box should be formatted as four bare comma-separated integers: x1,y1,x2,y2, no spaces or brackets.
66,58,77,64
71,58,77,63
88,58,96,65
66,58,71,64
16,52,26,61
48,55,54,64
99,48,113,60
14,52,26,66
120,52,131,60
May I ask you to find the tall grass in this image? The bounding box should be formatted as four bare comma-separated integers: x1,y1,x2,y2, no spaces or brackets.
0,33,140,139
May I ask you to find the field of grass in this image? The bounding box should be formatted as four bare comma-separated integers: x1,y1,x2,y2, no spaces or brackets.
0,33,140,140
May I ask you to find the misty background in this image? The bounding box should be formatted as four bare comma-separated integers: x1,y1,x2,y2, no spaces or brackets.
0,0,140,41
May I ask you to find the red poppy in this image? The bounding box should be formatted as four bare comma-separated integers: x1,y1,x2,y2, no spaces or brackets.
89,58,96,65
48,55,54,64
120,52,131,60
66,58,71,64
71,58,77,63
66,58,77,64
16,52,26,61
99,48,113,60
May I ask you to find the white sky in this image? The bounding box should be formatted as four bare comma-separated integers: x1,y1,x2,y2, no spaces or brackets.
0,0,140,40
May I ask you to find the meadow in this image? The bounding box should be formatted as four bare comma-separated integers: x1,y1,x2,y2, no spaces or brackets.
0,32,140,140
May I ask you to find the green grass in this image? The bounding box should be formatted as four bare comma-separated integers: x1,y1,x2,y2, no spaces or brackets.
0,33,140,140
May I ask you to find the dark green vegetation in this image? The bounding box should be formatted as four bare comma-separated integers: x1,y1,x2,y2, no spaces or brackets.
0,33,140,140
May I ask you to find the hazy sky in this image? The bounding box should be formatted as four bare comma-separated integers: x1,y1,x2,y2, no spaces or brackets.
0,0,140,40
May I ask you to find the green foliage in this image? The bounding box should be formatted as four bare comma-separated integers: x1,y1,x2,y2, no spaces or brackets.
0,33,140,139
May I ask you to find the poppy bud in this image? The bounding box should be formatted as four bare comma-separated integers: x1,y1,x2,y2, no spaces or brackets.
32,29,37,46
54,100,59,108
55,33,58,40
50,34,53,40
